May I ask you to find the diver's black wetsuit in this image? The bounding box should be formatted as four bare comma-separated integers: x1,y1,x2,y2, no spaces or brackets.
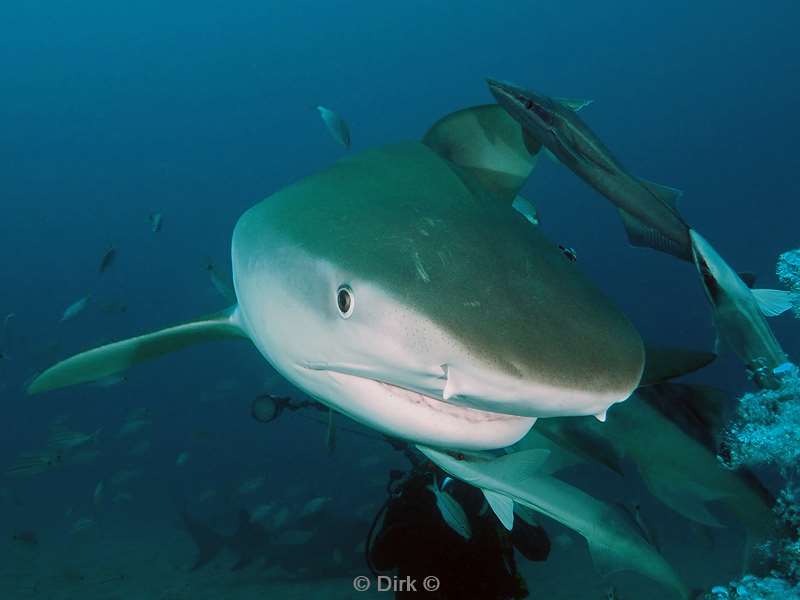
369,468,550,599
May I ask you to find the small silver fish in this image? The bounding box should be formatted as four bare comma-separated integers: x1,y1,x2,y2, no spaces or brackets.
149,212,163,233
251,503,274,523
316,106,351,149
427,475,471,540
5,451,63,477
98,246,117,273
205,261,236,303
237,476,265,495
60,296,89,322
117,418,151,437
71,517,95,534
48,426,101,450
300,496,332,517
175,451,190,467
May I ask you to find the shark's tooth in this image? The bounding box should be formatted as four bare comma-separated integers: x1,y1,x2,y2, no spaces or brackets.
594,410,607,422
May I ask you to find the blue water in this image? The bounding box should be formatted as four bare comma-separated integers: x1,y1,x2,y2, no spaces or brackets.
2,2,799,598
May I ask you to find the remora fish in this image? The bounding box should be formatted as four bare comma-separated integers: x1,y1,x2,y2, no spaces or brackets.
417,445,689,599
316,106,351,148
690,230,790,387
28,106,702,449
487,79,691,261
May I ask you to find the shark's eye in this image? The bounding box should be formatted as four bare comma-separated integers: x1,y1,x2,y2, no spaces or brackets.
336,285,354,318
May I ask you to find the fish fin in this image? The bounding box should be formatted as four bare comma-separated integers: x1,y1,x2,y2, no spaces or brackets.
538,423,626,477
640,469,725,528
554,97,594,112
423,104,540,204
617,209,689,259
543,147,560,165
481,449,551,481
640,345,716,386
637,383,727,451
751,288,794,317
636,178,684,212
27,306,248,395
738,271,757,288
482,489,514,530
512,195,539,226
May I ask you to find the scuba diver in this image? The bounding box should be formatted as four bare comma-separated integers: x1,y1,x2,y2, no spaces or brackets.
366,441,550,599
252,392,551,598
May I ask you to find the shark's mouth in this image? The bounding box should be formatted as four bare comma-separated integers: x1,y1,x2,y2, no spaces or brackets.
301,361,528,424
296,363,536,449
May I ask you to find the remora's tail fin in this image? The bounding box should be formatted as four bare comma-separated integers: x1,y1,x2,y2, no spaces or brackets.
27,306,248,395
617,178,691,260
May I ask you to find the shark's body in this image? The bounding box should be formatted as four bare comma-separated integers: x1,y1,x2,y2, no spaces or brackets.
28,107,648,450
526,383,775,543
487,79,691,261
417,445,689,599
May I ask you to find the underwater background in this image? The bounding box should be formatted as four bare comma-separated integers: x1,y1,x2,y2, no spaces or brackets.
1,1,799,598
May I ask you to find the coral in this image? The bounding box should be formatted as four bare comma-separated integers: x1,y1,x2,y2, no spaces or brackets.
708,249,800,598
720,363,800,470
777,249,800,317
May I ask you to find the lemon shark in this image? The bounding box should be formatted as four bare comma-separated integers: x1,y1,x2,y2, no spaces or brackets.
29,104,700,450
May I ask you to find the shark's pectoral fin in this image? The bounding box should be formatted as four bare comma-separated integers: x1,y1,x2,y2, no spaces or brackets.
618,208,688,260
27,306,249,395
640,345,716,386
751,288,794,317
482,489,514,530
422,104,540,204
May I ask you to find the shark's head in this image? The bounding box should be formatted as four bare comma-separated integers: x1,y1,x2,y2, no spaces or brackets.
232,143,644,449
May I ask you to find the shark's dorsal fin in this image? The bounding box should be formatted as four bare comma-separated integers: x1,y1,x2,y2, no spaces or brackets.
27,306,248,394
423,104,540,204
640,346,715,386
